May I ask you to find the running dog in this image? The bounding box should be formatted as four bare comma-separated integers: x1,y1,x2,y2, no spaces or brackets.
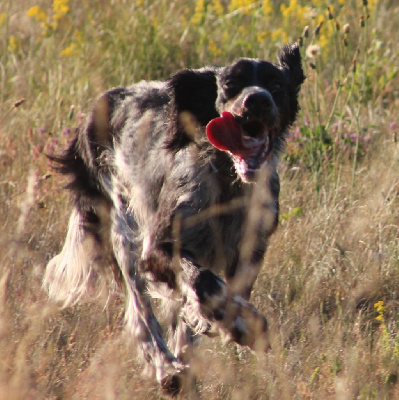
44,44,305,394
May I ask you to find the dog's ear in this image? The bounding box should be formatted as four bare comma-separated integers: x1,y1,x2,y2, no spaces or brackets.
278,44,305,93
169,68,219,125
167,68,219,151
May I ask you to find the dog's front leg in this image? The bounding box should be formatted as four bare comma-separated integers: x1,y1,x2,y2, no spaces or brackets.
180,257,271,352
110,194,185,384
227,168,280,300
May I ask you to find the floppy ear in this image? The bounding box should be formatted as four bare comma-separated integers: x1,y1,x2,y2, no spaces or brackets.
278,44,305,93
166,68,219,151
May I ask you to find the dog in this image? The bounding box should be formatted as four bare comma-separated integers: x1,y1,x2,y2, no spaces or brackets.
44,44,304,395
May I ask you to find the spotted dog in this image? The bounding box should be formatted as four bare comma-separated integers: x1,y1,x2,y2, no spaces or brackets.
44,44,305,395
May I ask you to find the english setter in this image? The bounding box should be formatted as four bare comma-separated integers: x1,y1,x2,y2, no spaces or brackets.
44,44,305,395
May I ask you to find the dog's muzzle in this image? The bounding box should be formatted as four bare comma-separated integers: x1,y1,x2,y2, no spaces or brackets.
206,87,279,182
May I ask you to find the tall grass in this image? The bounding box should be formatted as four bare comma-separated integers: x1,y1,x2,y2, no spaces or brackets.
0,0,398,398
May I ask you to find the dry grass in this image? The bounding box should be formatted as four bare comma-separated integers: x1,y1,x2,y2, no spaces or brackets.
1,0,399,398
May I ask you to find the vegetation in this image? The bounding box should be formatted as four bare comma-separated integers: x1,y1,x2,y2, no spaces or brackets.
0,0,398,398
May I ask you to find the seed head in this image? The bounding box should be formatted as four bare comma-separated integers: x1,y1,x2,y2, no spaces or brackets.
306,44,321,59
314,21,324,36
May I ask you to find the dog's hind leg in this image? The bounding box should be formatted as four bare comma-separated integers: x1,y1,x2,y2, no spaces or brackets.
165,304,199,396
169,308,196,362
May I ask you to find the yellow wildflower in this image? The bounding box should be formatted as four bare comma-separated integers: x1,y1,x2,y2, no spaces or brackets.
60,45,73,57
374,300,386,314
271,28,288,44
319,34,329,49
192,0,206,25
211,0,224,16
27,5,41,17
41,21,58,36
280,0,294,19
0,12,6,27
311,0,324,7
27,5,48,22
280,0,310,27
61,42,78,57
60,30,83,57
256,31,269,43
8,35,22,53
228,0,253,15
53,0,70,20
151,16,158,29
262,0,272,17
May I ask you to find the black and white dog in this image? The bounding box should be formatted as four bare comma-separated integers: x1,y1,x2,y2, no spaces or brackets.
44,44,304,394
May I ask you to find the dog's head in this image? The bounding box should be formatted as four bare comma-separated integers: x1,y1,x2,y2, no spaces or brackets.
168,44,305,182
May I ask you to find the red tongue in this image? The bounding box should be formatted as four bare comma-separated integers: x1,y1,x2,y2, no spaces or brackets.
206,112,246,155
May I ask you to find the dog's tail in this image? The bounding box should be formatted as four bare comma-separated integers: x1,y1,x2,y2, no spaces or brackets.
43,172,118,306
44,207,96,305
44,92,122,306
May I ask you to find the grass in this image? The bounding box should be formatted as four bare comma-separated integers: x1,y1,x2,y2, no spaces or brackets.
1,0,399,398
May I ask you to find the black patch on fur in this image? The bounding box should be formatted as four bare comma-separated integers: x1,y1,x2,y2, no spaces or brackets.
194,270,224,304
83,209,100,225
231,322,246,345
47,137,102,201
213,308,225,321
141,249,176,290
166,69,219,151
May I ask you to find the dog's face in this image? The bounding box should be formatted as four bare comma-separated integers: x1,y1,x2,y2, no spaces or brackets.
207,45,305,182
169,44,305,182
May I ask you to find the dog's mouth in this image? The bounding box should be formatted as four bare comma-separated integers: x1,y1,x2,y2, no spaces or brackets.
206,111,274,182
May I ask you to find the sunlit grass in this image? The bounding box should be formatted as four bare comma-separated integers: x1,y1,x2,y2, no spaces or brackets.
1,0,398,398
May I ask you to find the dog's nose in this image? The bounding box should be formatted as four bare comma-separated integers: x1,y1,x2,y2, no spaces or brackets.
244,91,274,118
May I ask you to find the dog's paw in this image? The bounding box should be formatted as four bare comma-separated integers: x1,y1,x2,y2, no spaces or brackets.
218,295,271,352
161,374,182,397
161,369,198,398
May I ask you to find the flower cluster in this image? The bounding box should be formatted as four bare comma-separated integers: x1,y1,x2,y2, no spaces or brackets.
373,301,389,341
26,0,83,57
8,35,22,53
374,300,386,322
228,0,254,15
60,29,83,57
27,0,70,36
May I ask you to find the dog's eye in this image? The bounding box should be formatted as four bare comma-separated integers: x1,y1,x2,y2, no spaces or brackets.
268,82,282,93
223,79,241,94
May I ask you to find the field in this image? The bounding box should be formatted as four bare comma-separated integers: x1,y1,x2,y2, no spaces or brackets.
1,0,398,398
